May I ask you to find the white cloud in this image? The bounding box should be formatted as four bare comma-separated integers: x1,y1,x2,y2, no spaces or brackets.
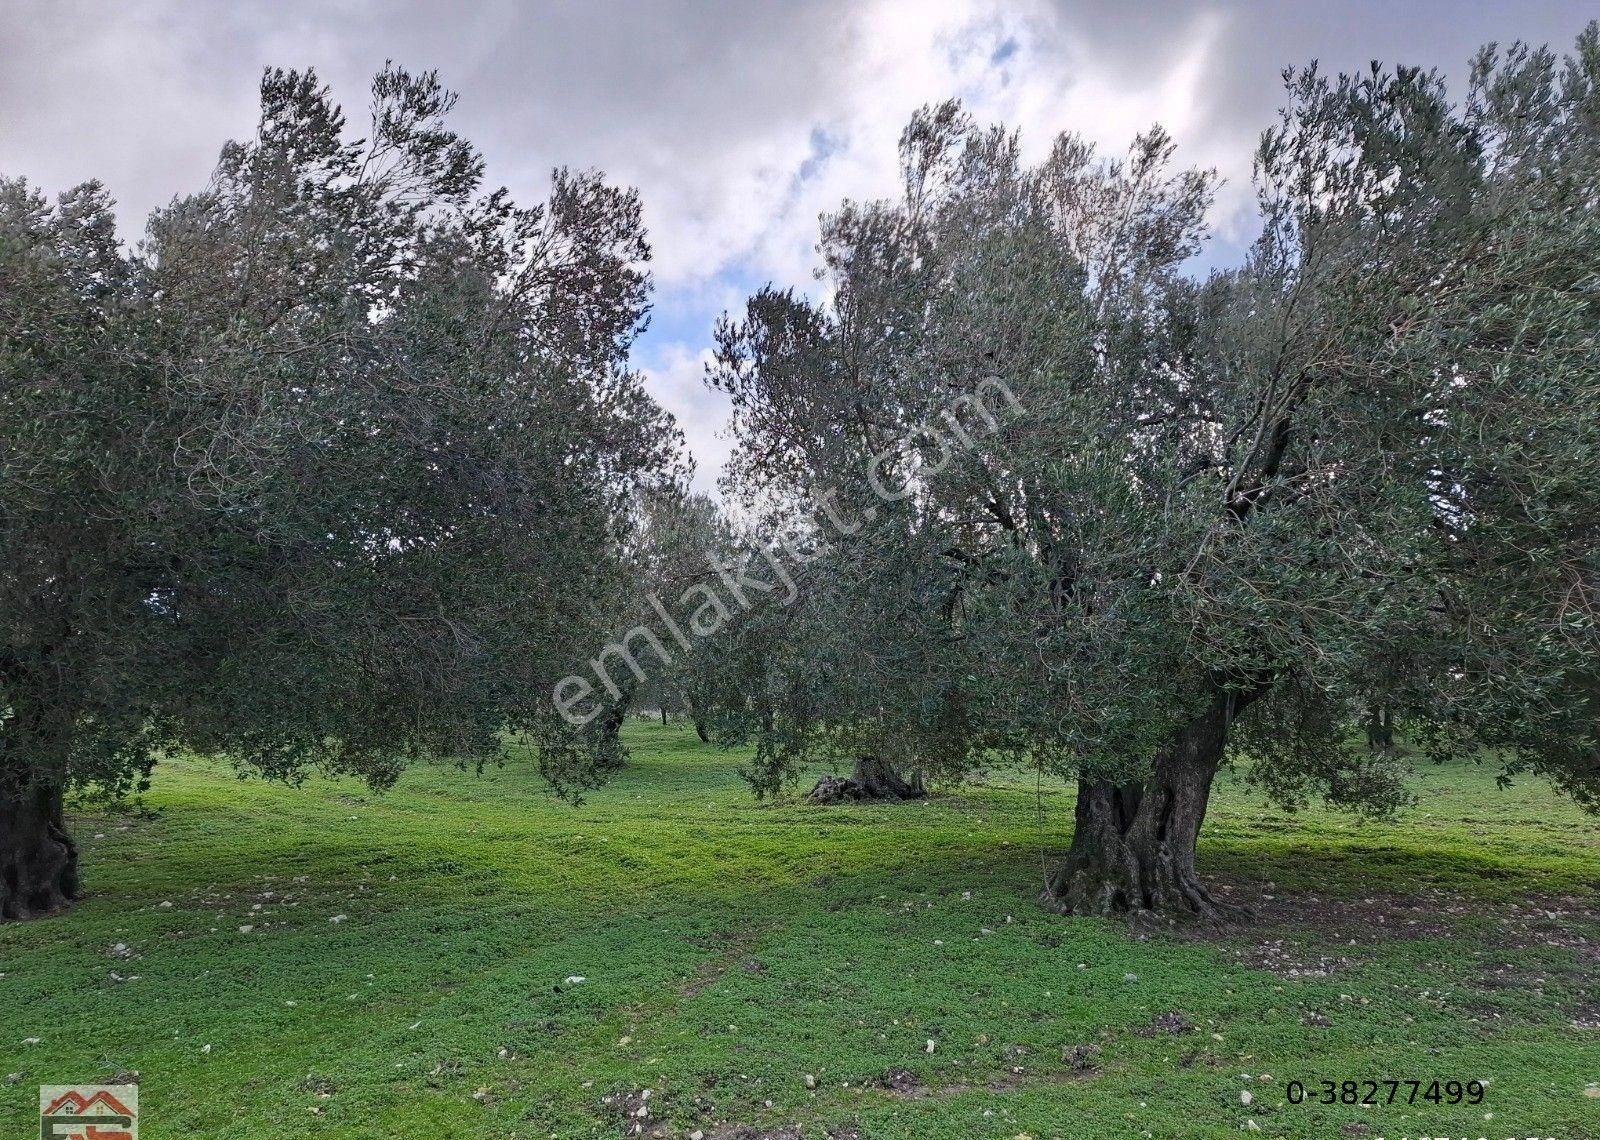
627,0,1237,488
638,341,730,495
633,0,1235,290
6,0,1592,487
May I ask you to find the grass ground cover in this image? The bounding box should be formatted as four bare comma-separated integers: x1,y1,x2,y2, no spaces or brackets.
2,722,1596,1138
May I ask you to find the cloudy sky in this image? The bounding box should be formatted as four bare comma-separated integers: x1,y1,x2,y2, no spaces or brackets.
3,0,1592,489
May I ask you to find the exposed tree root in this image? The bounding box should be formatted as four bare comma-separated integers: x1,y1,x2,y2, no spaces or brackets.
807,755,926,803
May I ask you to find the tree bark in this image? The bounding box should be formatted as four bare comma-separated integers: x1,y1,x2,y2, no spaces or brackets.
0,781,80,921
808,754,926,803
1041,696,1245,924
599,700,627,741
693,715,710,744
1366,705,1395,752
597,679,637,747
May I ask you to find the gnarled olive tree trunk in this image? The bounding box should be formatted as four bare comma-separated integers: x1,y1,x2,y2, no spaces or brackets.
1042,695,1244,924
683,697,710,743
0,781,80,921
808,754,926,803
1366,705,1396,752
2,691,82,921
597,677,638,749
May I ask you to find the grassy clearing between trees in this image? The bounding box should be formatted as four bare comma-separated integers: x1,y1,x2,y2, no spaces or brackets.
1,723,1596,1139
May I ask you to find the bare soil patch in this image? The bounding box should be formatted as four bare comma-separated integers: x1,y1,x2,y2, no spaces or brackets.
1178,877,1600,982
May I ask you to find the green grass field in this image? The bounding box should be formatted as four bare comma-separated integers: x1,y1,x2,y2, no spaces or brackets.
2,722,1597,1139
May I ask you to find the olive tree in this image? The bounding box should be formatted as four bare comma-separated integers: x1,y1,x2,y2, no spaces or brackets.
584,487,734,745
641,491,738,743
710,30,1600,920
0,65,681,918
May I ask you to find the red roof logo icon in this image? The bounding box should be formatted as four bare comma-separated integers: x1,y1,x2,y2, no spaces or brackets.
43,1090,135,1117
39,1085,139,1139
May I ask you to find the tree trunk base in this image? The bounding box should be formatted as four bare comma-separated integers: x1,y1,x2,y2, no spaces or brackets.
1,786,81,921
1040,697,1253,927
1038,815,1249,927
1367,706,1396,754
807,756,925,803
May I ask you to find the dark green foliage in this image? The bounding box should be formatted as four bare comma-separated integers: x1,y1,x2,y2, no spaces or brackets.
707,29,1600,914
0,65,681,915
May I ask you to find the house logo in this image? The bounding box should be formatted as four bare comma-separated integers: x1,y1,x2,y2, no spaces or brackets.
38,1085,139,1139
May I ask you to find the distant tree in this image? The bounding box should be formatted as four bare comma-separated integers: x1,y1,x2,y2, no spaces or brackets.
1366,706,1397,754
642,491,736,744
706,225,997,802
710,29,1600,920
0,65,681,919
692,511,973,803
582,487,733,748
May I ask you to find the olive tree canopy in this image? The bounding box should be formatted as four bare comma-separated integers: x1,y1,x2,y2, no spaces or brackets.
0,65,682,918
709,29,1600,920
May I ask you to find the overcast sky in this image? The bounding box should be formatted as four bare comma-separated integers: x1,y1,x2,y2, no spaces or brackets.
3,0,1593,490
